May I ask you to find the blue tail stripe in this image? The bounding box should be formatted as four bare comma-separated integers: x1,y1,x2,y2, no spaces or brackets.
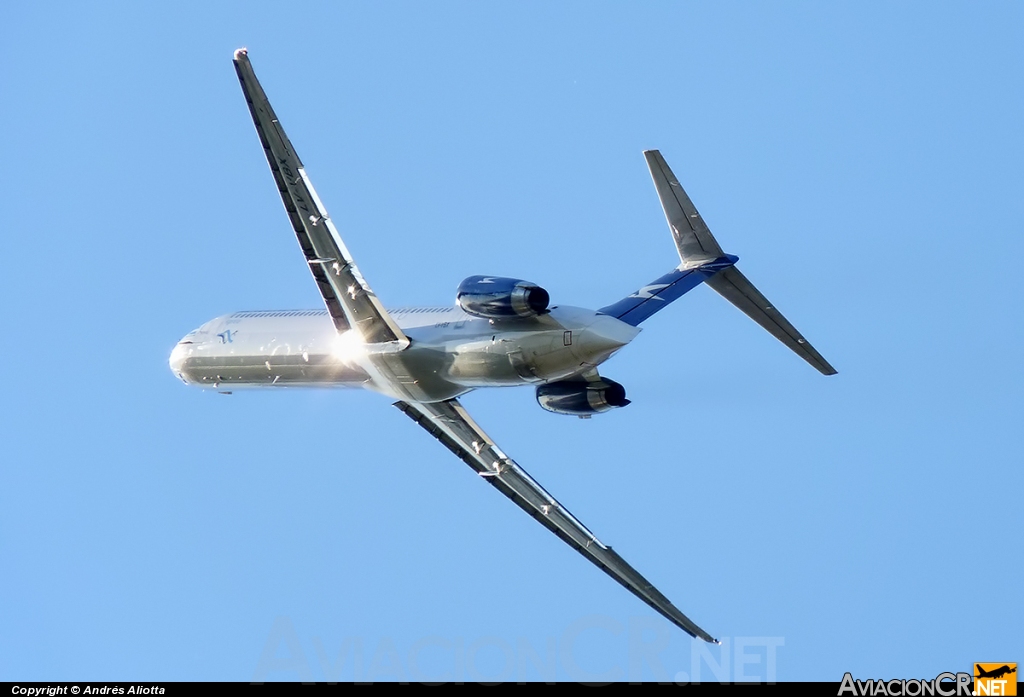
599,255,737,326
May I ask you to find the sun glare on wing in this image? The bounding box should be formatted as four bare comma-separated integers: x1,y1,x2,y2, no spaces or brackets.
332,330,366,364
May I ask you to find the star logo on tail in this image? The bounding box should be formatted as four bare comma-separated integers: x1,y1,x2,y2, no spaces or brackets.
629,283,669,300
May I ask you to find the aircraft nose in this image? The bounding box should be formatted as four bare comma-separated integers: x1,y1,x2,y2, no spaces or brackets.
169,341,191,379
574,315,641,364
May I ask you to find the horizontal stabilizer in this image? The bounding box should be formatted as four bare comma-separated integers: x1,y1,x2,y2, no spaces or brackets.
644,150,724,268
642,148,837,375
706,267,837,375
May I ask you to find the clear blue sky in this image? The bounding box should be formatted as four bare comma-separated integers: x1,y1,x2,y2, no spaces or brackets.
2,1,1021,682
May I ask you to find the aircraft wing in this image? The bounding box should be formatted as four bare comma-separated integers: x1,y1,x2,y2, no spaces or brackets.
394,398,718,642
232,49,407,346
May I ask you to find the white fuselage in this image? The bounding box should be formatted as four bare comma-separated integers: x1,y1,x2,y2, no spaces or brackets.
169,305,640,402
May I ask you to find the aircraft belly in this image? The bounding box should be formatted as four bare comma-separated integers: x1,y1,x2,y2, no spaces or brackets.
371,347,468,403
178,353,371,388
448,348,522,385
443,332,581,387
171,308,613,395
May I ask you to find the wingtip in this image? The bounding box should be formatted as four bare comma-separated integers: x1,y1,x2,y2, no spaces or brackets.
233,47,248,61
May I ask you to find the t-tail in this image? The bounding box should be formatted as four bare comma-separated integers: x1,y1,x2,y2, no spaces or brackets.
599,150,837,376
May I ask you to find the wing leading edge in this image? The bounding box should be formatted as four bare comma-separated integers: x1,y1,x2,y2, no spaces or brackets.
232,49,407,346
395,399,718,642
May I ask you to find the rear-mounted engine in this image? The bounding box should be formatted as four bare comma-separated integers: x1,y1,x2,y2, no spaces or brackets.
536,378,631,416
456,276,550,319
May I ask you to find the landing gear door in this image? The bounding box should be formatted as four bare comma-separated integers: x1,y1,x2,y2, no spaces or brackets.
508,350,542,382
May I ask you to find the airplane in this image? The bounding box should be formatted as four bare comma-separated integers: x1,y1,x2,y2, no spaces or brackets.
169,48,837,644
976,665,1016,680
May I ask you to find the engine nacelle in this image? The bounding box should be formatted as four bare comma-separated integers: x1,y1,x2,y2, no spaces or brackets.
536,378,631,416
456,276,550,319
